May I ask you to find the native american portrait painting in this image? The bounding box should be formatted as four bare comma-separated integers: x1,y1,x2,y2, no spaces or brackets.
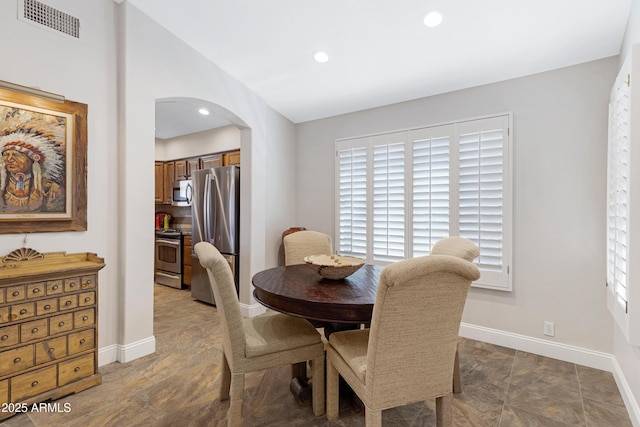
0,85,87,233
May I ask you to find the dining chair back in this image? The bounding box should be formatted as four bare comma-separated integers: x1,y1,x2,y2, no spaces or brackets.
195,241,326,426
326,254,480,426
283,230,333,265
430,236,480,393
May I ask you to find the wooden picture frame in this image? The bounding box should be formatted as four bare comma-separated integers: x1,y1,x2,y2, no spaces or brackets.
0,85,87,233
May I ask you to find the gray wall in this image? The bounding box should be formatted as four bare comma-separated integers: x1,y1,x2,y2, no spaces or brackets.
295,57,617,353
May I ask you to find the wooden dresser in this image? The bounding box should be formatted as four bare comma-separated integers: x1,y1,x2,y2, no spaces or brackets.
0,248,105,420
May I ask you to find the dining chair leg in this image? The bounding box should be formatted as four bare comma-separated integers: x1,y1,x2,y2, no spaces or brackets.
326,358,339,420
228,372,245,427
435,394,452,427
453,346,462,393
311,354,325,416
219,352,231,400
365,406,382,427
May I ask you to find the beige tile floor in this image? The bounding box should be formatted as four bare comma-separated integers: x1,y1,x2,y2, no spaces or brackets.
3,284,633,426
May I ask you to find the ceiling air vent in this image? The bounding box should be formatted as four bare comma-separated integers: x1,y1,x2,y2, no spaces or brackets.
18,0,80,39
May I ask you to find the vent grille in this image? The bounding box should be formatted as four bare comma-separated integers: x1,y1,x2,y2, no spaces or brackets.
21,0,80,38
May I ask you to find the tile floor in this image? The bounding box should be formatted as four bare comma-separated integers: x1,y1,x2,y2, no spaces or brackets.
3,284,633,426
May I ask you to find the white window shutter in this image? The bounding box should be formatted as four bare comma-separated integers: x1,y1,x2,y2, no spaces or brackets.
337,144,368,258
410,126,451,257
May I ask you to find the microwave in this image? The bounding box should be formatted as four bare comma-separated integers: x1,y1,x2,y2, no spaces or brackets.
172,179,193,206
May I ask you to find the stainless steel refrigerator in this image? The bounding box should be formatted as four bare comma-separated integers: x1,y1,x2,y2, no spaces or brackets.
190,165,240,304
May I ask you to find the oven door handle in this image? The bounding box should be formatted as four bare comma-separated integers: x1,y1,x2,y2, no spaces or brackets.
156,238,181,246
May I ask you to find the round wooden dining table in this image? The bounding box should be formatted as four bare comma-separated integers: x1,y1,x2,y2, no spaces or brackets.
252,263,383,324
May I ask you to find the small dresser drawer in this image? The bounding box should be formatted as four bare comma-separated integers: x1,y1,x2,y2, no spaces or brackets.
0,307,10,324
0,379,7,406
0,345,34,376
58,353,94,387
45,280,63,296
63,277,81,293
80,275,96,290
68,329,94,355
11,365,56,402
78,292,95,307
0,325,19,348
35,336,67,365
26,283,46,299
50,313,73,335
10,303,35,322
0,288,5,304
74,309,95,329
6,285,25,303
59,295,78,311
36,298,59,316
20,319,48,343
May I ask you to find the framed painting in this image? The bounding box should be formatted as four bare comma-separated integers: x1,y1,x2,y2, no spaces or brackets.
0,84,87,233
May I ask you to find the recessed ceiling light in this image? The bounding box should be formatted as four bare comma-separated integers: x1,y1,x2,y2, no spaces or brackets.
198,108,210,115
314,51,329,63
424,10,443,27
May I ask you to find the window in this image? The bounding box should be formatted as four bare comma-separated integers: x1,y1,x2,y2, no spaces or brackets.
336,114,512,291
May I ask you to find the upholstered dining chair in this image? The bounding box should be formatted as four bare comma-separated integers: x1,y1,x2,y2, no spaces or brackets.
283,230,333,266
430,236,480,393
194,242,325,426
325,254,480,427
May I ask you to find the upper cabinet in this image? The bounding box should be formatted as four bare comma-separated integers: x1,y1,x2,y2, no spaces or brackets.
200,153,223,169
154,162,164,203
223,150,241,166
155,161,174,204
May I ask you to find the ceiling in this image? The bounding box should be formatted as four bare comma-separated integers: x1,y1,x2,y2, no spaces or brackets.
134,0,632,138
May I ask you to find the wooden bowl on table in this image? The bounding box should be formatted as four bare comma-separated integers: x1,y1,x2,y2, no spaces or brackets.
304,254,365,280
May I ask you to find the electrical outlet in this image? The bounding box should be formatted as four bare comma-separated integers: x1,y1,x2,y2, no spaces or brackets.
544,321,555,337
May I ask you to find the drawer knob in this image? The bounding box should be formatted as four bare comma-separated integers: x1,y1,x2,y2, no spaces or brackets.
58,321,65,327
52,285,59,290
80,339,86,345
48,348,55,354
65,301,72,306
13,357,21,364
12,291,20,297
44,304,51,310
82,316,89,321
31,381,38,387
1,335,8,341
74,367,80,372
84,297,91,303
31,328,38,333
86,280,92,284
69,282,76,288
19,309,27,315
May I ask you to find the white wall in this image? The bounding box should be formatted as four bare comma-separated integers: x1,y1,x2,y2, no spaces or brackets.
156,125,241,161
0,0,120,363
296,57,617,353
615,0,640,424
120,2,297,355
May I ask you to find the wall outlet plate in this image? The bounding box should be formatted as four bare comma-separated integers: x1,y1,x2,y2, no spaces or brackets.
544,321,555,337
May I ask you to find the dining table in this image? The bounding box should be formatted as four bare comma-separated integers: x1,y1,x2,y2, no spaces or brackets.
252,263,383,408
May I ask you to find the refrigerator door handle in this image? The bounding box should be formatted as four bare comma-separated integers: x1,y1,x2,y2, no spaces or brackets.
203,173,213,243
185,182,193,205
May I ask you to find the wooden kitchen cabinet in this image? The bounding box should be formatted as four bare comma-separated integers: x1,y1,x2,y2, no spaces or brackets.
0,249,104,420
155,161,174,204
183,235,192,288
200,154,223,169
187,157,200,175
223,150,240,166
174,160,188,180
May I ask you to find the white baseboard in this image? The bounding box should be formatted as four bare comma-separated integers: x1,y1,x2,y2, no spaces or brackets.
459,322,614,371
611,357,640,427
98,336,156,366
241,302,266,318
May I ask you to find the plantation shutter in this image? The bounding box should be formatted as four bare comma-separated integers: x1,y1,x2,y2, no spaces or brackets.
372,133,405,262
457,116,510,289
337,142,368,258
607,63,630,312
410,126,451,257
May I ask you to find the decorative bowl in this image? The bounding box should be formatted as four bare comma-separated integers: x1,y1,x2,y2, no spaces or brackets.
304,254,365,280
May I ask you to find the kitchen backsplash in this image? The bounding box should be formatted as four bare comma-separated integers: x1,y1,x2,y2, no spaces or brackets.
155,205,192,232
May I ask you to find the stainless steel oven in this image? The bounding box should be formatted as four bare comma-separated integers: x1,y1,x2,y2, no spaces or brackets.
155,229,182,289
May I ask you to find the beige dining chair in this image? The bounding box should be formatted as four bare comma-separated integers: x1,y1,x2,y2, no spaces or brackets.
283,230,333,266
194,242,326,425
325,254,480,427
430,236,480,393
